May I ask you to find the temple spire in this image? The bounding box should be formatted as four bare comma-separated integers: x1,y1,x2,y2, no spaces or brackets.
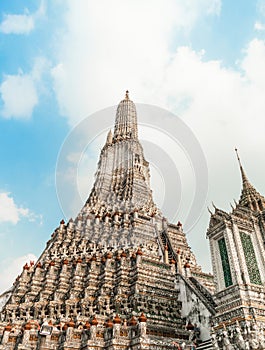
113,91,138,141
235,148,265,211
85,92,156,219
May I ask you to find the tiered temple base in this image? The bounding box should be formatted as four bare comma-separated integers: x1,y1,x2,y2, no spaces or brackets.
0,242,189,349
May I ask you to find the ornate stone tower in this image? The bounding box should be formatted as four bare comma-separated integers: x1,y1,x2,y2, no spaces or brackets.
207,150,265,349
0,92,214,350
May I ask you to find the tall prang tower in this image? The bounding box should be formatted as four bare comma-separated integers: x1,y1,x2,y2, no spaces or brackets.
0,92,215,350
207,150,265,349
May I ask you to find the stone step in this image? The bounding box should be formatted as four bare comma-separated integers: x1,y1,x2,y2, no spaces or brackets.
196,339,213,350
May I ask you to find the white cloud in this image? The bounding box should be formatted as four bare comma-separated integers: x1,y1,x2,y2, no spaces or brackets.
50,1,265,160
0,13,34,34
0,192,42,225
0,253,37,293
241,38,265,87
0,1,46,35
0,73,38,119
0,57,47,119
254,21,265,31
0,193,29,224
51,0,221,124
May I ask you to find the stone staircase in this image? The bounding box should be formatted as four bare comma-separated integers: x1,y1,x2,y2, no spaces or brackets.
196,339,213,350
188,276,216,311
159,229,216,315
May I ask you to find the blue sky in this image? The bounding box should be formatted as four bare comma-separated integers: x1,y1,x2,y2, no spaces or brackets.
1,0,265,292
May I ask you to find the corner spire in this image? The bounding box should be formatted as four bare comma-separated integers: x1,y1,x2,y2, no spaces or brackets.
235,148,265,212
235,148,251,190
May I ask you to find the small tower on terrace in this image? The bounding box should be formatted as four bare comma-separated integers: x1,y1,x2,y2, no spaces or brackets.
207,149,265,348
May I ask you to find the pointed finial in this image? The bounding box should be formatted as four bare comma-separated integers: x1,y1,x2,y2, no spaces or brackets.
235,147,250,189
125,90,129,100
212,201,217,210
234,148,265,210
207,206,213,215
235,147,242,168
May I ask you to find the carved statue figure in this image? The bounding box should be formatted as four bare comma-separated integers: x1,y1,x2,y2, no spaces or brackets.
222,329,234,350
211,332,220,350
234,321,246,350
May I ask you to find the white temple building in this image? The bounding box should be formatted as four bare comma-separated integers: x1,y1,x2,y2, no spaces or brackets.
0,92,264,349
